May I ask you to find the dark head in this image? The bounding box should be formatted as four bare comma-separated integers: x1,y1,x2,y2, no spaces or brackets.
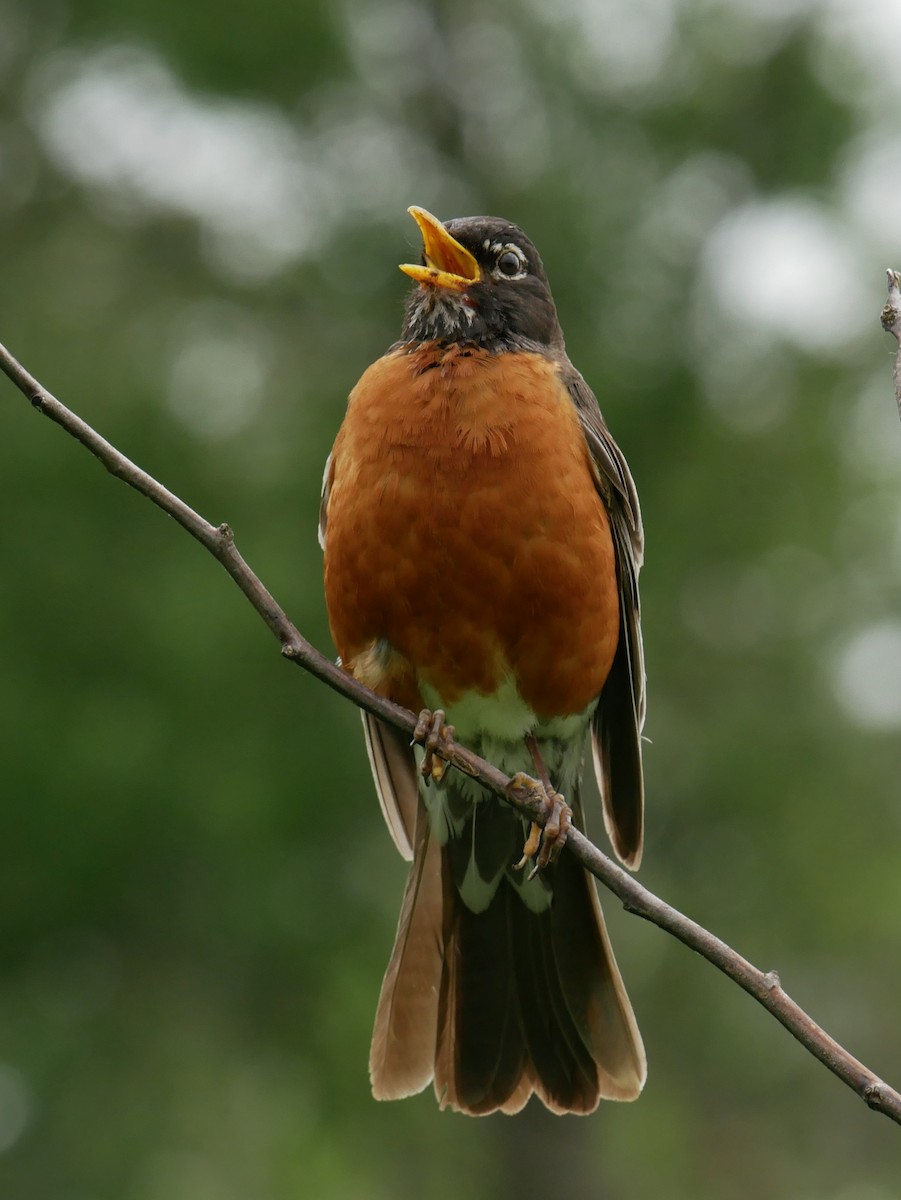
399,207,564,351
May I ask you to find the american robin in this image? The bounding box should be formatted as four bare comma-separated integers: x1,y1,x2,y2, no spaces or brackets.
320,207,647,1115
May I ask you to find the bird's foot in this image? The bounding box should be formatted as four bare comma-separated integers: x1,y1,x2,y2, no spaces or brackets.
508,772,572,877
413,708,456,785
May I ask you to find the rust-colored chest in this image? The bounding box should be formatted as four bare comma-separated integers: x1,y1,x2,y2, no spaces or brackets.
323,342,620,718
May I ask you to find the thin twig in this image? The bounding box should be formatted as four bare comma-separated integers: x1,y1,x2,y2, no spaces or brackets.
2,335,900,1126
570,831,898,1119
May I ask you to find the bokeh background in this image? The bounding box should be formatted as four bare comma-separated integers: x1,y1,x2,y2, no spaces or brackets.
2,0,901,1196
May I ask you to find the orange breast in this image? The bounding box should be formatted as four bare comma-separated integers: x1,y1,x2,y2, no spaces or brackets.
323,342,620,719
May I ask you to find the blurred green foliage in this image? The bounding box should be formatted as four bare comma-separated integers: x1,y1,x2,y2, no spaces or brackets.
2,0,901,1196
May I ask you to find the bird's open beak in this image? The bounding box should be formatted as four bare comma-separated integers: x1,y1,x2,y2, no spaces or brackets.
399,207,481,292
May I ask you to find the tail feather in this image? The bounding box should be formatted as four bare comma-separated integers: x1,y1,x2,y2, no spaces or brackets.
433,893,458,1111
514,881,601,1114
550,828,646,1096
498,1069,534,1115
446,796,523,914
442,890,527,1114
369,793,646,1115
369,802,447,1100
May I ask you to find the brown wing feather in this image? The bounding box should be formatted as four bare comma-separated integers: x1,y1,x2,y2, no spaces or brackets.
361,712,418,862
591,554,645,867
317,451,333,551
564,367,646,869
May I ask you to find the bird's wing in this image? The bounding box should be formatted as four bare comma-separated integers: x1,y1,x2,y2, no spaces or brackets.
320,449,418,862
317,451,333,550
565,368,645,869
361,711,417,862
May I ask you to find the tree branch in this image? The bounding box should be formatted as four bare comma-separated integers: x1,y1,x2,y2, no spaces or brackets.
2,334,900,1126
881,268,901,417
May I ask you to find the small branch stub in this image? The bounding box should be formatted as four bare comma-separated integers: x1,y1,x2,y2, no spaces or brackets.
881,269,901,339
881,269,901,423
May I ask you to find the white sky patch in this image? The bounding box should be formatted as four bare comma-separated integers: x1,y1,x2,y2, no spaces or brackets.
31,44,320,278
715,0,901,102
28,43,453,282
815,0,901,101
523,0,678,95
700,198,870,353
833,621,901,730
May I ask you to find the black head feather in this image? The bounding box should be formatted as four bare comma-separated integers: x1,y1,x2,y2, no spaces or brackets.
401,216,564,352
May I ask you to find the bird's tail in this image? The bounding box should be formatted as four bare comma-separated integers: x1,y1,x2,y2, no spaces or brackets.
369,793,646,1115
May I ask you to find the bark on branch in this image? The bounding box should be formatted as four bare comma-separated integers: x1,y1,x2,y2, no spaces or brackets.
881,268,901,416
2,330,900,1126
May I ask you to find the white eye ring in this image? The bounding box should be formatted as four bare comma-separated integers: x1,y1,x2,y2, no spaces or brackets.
493,245,528,280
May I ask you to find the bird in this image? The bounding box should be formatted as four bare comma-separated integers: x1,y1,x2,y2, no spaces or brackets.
319,206,647,1115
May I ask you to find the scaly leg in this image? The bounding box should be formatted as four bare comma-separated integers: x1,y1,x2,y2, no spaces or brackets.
413,708,456,785
509,732,572,875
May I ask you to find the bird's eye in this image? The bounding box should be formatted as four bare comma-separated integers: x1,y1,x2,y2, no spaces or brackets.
496,249,525,277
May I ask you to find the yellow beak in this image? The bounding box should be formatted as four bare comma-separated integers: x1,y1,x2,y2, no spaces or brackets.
399,206,481,292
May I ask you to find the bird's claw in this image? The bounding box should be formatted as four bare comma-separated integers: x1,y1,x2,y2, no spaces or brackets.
507,771,572,876
413,708,456,785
